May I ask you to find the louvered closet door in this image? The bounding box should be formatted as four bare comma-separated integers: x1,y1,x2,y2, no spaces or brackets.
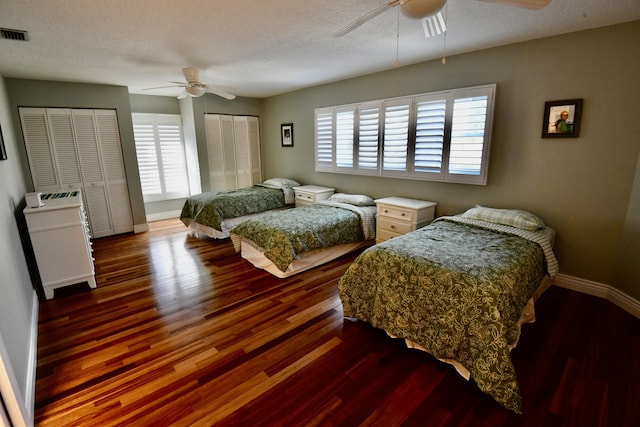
247,117,262,184
71,109,113,238
19,108,59,192
205,114,237,191
46,109,83,191
233,116,252,188
233,116,262,187
94,110,133,234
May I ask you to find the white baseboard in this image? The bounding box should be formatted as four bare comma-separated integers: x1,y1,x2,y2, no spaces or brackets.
145,210,181,223
26,292,38,415
133,223,150,233
553,273,640,319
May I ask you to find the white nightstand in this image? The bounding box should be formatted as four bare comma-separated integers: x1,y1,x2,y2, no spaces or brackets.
375,196,437,243
292,185,335,207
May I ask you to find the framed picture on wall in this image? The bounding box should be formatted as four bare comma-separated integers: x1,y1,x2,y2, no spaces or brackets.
542,99,583,138
0,125,7,160
281,123,294,147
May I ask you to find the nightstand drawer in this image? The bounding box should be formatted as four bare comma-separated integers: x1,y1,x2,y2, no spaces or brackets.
377,204,416,222
292,185,335,207
377,216,415,234
295,191,316,203
376,228,402,243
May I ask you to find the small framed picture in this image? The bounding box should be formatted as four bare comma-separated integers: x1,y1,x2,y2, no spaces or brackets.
0,125,7,160
542,99,583,138
281,123,294,147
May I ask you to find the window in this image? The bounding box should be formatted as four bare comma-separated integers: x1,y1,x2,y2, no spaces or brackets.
132,113,190,202
314,84,495,185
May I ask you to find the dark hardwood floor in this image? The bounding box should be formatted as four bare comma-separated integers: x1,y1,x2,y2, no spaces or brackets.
34,219,639,426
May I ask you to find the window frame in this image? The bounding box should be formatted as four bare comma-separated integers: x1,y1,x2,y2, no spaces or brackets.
314,84,496,185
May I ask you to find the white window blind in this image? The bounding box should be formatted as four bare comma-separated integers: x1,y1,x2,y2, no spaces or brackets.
133,114,189,202
357,104,380,172
336,108,355,169
382,100,411,174
314,84,495,185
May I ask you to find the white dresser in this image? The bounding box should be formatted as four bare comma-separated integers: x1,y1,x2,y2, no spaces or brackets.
292,185,335,207
375,197,437,243
24,191,96,299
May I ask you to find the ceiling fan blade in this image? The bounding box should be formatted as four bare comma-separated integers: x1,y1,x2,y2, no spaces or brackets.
333,0,400,38
205,86,236,100
142,84,185,91
475,0,551,10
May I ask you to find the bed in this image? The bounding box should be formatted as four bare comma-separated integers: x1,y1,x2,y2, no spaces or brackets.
337,206,559,413
230,193,377,278
179,178,300,239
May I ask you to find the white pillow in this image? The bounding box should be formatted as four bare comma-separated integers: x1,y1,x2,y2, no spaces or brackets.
261,178,300,189
462,206,545,231
328,193,375,206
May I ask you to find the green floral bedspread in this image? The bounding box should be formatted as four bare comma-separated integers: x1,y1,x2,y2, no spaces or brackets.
180,186,285,231
231,202,375,272
338,218,551,413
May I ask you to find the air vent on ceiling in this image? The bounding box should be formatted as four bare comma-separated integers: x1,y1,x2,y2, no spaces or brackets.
1,28,30,42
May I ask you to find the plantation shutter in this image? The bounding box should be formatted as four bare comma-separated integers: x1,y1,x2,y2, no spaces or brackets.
315,108,334,172
356,102,380,173
412,96,447,178
132,113,189,202
382,98,411,175
335,106,355,170
447,86,494,184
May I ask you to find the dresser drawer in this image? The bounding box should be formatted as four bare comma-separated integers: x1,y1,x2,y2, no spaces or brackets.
376,228,403,243
377,204,416,222
377,216,415,235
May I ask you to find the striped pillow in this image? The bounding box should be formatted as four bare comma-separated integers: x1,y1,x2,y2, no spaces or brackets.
462,206,545,231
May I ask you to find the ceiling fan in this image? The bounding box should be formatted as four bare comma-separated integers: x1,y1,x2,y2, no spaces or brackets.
333,0,551,37
143,67,236,100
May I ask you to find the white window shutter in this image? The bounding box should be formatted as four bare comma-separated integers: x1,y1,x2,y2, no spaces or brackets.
357,103,380,173
382,99,411,175
412,96,447,178
314,108,334,172
335,107,355,170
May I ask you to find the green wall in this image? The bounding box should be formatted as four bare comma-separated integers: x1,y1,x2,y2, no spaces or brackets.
259,21,640,300
0,75,37,416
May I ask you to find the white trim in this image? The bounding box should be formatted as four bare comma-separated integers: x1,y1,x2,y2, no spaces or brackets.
145,210,181,222
25,293,38,418
553,273,640,319
133,223,149,233
0,333,31,427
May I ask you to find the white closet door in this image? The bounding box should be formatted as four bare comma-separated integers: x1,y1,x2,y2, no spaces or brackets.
247,116,262,184
205,114,261,192
71,109,113,237
206,114,237,191
19,107,59,192
94,110,133,234
46,109,82,191
233,116,252,188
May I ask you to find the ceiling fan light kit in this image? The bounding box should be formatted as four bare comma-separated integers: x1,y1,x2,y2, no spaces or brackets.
185,85,206,97
400,0,447,19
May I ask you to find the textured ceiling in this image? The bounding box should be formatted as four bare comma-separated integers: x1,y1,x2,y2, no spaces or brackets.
0,0,638,99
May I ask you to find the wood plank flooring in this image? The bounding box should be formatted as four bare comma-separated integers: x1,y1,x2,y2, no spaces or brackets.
35,218,639,426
